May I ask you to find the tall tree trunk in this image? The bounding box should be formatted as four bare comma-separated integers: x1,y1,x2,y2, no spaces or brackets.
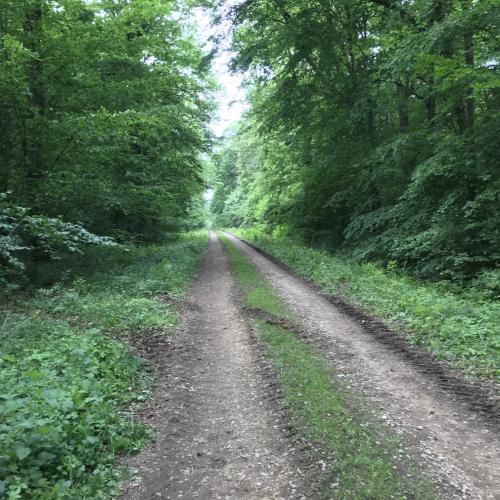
367,99,376,145
424,0,451,131
453,2,475,133
0,115,11,193
425,79,437,130
463,0,475,129
24,1,45,199
0,3,11,193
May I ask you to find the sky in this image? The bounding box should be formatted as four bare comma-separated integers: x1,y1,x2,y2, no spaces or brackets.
192,5,248,137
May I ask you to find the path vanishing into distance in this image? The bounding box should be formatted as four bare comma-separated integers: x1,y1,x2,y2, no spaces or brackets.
123,232,500,500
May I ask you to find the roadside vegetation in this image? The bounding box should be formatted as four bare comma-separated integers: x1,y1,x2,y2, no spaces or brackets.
219,233,437,499
0,2,211,495
0,232,207,499
230,229,500,381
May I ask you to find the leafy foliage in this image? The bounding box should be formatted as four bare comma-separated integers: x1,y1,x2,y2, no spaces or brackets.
0,232,207,498
212,0,500,282
0,0,213,269
0,318,148,499
0,196,116,288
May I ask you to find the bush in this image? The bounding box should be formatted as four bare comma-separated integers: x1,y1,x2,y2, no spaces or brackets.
0,316,149,499
0,195,116,291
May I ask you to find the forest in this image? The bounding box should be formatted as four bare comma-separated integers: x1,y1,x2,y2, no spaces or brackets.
0,0,499,499
211,0,500,286
1,0,212,288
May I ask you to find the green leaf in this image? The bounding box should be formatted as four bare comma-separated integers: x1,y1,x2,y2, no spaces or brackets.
15,445,31,460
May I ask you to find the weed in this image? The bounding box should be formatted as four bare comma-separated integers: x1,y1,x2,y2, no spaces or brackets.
0,231,207,498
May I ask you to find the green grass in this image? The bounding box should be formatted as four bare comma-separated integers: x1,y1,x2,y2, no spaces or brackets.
220,234,291,320
219,233,436,499
0,231,207,499
231,228,500,381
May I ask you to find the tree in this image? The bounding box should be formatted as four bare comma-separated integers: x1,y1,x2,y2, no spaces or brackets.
1,0,214,250
212,0,499,280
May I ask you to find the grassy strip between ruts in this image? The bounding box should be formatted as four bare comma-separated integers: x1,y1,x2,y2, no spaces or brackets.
218,233,437,499
0,231,207,499
231,228,500,381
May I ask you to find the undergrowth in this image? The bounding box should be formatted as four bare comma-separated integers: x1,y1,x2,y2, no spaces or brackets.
219,233,436,499
231,228,500,381
0,231,207,499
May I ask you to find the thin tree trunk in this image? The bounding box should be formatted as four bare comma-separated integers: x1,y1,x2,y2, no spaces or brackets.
453,2,475,133
463,0,475,129
0,3,11,192
0,116,11,193
425,79,437,130
397,84,409,132
424,0,451,131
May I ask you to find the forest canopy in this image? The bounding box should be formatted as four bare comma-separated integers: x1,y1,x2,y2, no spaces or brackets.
211,0,500,283
0,0,214,282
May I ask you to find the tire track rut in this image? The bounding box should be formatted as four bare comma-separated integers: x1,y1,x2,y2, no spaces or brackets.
224,232,500,499
123,232,303,499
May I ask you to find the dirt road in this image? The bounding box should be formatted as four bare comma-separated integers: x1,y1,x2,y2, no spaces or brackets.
123,232,304,499
123,231,500,499
223,232,500,499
